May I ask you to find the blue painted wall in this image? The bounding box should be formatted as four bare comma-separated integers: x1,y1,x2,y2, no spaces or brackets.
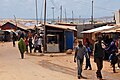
65,31,74,50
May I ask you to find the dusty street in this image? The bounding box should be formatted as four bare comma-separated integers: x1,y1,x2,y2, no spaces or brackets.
0,42,120,80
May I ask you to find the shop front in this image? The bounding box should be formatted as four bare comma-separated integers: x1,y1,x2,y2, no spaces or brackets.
45,24,76,53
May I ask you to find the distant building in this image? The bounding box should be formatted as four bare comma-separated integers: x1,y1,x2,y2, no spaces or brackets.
0,22,29,42
1,22,17,31
57,22,109,39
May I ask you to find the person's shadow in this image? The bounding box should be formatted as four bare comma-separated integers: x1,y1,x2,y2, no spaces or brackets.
80,76,88,79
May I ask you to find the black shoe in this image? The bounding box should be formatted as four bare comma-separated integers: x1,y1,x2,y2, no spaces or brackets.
78,76,81,79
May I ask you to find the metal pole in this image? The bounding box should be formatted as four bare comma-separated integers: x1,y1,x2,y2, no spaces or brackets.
14,15,17,30
43,0,47,53
79,15,81,23
91,0,94,27
72,10,74,23
35,0,38,25
58,16,59,22
65,8,67,23
60,5,62,22
35,0,38,33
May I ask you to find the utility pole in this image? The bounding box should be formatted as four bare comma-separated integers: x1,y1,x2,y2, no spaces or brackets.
65,8,67,23
35,0,38,33
35,0,38,25
60,5,62,22
40,0,44,24
13,15,17,31
43,0,47,53
58,16,60,22
79,15,81,23
91,0,94,28
51,6,54,22
72,10,74,23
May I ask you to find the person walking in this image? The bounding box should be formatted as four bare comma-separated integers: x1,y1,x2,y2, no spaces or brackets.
25,37,28,53
38,37,42,53
34,35,38,53
18,38,26,59
94,37,105,80
109,52,118,73
84,38,92,70
28,37,33,53
12,32,16,47
84,44,92,70
107,39,118,73
74,41,88,79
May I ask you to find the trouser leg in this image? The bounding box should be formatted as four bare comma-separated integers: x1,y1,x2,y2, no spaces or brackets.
26,45,28,53
89,57,92,69
20,51,24,59
34,47,37,53
112,64,116,73
29,45,32,53
38,45,42,52
96,58,103,78
30,48,32,53
85,58,88,69
13,40,15,47
86,57,92,69
77,58,83,76
88,58,92,69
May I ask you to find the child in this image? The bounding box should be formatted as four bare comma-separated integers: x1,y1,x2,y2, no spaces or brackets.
109,52,118,73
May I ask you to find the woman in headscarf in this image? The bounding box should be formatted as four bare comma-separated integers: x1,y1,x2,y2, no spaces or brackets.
18,38,26,59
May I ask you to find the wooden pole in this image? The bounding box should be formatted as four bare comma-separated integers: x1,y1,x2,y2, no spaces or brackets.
43,0,47,53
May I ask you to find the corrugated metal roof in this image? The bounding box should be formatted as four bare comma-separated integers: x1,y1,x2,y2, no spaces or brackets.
81,26,115,33
46,24,77,31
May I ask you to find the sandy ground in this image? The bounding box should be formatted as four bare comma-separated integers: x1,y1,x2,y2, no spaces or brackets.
0,42,120,80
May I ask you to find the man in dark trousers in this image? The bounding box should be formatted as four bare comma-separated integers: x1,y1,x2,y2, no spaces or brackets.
74,41,87,79
94,37,105,80
12,32,16,47
29,37,33,53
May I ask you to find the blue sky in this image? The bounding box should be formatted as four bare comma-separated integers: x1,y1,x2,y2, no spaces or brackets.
0,0,120,19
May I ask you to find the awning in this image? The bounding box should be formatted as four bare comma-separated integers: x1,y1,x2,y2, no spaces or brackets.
2,29,14,32
46,24,77,31
81,26,115,33
101,30,116,33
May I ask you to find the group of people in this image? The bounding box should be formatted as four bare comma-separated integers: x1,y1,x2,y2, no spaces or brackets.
17,31,120,79
74,37,120,79
17,32,43,59
74,38,93,79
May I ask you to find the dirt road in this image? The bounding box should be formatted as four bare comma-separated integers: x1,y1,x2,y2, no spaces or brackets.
0,42,120,80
